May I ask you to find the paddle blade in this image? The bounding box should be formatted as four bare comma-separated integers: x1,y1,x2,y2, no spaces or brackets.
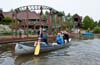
34,42,40,56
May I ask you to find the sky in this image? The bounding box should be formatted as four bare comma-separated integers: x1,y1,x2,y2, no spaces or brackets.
0,0,99,21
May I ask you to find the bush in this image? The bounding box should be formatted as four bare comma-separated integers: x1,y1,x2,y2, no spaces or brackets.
0,31,13,35
0,17,12,25
93,26,100,33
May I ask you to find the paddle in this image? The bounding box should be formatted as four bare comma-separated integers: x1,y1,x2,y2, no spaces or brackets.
34,27,42,56
34,41,40,56
34,36,41,56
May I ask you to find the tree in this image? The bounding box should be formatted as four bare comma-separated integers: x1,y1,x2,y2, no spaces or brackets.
65,13,71,22
65,13,74,31
94,21,98,27
9,20,20,37
57,11,65,30
42,11,49,21
0,17,12,25
93,26,100,33
9,21,19,30
82,16,95,30
98,20,100,27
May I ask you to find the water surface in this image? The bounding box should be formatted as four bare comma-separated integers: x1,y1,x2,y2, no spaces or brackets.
0,37,100,65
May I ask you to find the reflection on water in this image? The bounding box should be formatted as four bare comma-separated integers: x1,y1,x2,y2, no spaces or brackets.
15,54,33,65
0,36,100,65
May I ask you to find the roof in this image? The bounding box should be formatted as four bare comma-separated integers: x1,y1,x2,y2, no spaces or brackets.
3,11,40,20
17,11,40,20
3,12,13,18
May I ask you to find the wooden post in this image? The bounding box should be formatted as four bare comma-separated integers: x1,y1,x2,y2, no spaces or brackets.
26,6,29,37
40,6,43,28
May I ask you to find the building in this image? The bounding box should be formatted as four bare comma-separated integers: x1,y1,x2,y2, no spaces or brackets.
0,9,4,21
1,5,66,35
3,10,48,29
73,14,82,28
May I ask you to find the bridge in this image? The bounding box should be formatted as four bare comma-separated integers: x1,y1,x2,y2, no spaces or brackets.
14,5,58,13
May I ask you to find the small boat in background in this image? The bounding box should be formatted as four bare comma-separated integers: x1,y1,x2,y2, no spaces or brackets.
15,38,72,55
82,32,94,37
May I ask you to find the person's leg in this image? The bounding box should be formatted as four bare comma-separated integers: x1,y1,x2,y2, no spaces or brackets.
45,39,48,45
43,39,48,45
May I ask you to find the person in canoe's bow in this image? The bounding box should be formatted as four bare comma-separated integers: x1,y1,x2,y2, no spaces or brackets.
56,32,64,45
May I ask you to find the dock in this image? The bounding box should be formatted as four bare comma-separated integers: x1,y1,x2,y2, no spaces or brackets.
0,37,35,44
0,35,56,44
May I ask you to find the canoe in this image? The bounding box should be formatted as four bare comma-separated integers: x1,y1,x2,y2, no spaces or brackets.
15,38,72,55
82,32,94,37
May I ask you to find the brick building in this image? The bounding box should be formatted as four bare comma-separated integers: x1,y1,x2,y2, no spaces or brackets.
73,14,82,28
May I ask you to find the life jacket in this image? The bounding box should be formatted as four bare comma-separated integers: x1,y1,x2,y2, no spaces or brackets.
56,35,64,45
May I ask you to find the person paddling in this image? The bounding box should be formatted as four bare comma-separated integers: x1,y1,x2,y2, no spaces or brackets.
41,29,48,45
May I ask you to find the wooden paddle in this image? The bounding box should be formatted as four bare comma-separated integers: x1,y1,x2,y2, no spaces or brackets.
34,41,40,56
34,27,42,56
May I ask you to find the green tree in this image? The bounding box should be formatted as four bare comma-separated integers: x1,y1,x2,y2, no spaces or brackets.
9,20,19,30
42,11,49,21
57,11,65,30
0,17,12,25
98,20,100,27
93,26,100,33
82,16,95,30
94,21,98,27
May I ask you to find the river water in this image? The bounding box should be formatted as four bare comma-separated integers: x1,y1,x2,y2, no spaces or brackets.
0,35,100,65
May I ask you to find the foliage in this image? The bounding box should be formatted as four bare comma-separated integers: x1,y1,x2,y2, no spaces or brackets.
9,21,19,29
65,13,71,21
68,18,74,31
57,11,65,25
61,22,67,30
0,31,13,35
42,11,49,21
98,20,100,27
82,16,95,30
28,29,34,35
0,17,12,25
57,12,65,17
94,21,98,27
65,13,74,31
93,26,100,33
